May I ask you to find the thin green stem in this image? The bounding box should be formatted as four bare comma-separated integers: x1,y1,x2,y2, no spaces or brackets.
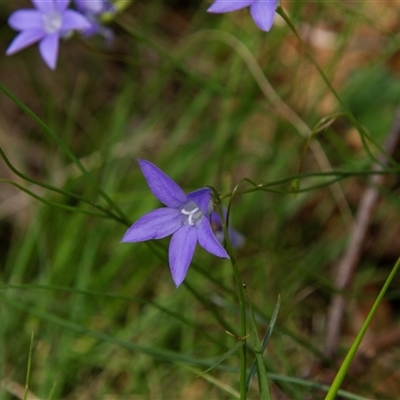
0,283,224,348
183,280,237,336
219,168,400,200
0,82,131,225
0,179,114,219
23,331,34,400
117,21,238,102
244,286,272,399
277,6,392,167
0,147,126,224
215,201,247,400
231,256,247,400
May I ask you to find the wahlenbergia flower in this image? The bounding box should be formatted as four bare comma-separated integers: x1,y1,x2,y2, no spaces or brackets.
75,0,114,15
207,0,278,32
6,0,91,70
211,209,245,249
74,0,115,40
121,160,229,287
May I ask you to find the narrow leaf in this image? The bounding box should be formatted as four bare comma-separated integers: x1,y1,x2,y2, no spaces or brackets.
197,340,245,377
324,257,400,399
247,295,281,391
244,286,274,399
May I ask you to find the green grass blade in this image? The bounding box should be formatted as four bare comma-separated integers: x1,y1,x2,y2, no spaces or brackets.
3,295,237,371
267,373,371,400
247,295,281,392
324,257,400,399
244,286,272,400
183,364,241,399
0,147,124,222
0,82,130,225
23,331,34,400
0,179,112,219
197,340,245,377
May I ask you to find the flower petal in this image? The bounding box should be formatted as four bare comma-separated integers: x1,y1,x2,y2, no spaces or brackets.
6,29,45,55
211,209,245,248
32,0,55,13
38,33,60,69
8,10,43,31
250,0,277,31
55,0,70,12
75,0,107,14
121,208,182,242
229,228,245,248
187,188,212,215
61,10,91,31
207,0,253,13
197,218,229,258
84,24,114,43
169,226,197,287
138,160,187,208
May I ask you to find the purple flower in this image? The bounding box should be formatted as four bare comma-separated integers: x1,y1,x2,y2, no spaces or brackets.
207,0,278,32
75,0,115,14
211,209,245,249
74,0,115,40
6,0,91,70
121,160,229,287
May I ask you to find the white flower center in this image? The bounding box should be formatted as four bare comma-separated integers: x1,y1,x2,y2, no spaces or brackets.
181,201,203,226
42,11,62,34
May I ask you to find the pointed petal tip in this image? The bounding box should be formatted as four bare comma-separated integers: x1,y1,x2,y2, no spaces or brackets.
5,29,45,56
169,227,197,288
120,234,130,243
197,218,230,259
250,1,277,31
173,277,184,288
137,159,152,171
137,159,187,208
207,0,253,13
171,272,186,288
38,33,59,70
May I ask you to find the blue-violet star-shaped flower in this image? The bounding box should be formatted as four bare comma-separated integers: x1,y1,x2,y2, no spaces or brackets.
6,0,91,70
121,160,229,287
207,0,278,32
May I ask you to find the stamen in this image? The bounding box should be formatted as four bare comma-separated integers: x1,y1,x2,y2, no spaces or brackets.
181,207,200,226
181,202,203,226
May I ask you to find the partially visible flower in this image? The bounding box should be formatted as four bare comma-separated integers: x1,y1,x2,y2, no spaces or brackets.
211,209,245,249
6,0,91,70
121,160,229,287
75,0,115,14
207,0,278,32
74,0,115,41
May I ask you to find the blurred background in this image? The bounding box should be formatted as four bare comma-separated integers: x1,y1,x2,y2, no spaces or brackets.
1,1,400,399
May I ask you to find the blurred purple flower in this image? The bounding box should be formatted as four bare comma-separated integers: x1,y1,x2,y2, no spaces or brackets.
74,0,115,41
75,0,115,14
121,160,229,287
207,0,278,31
6,0,91,70
211,209,245,249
